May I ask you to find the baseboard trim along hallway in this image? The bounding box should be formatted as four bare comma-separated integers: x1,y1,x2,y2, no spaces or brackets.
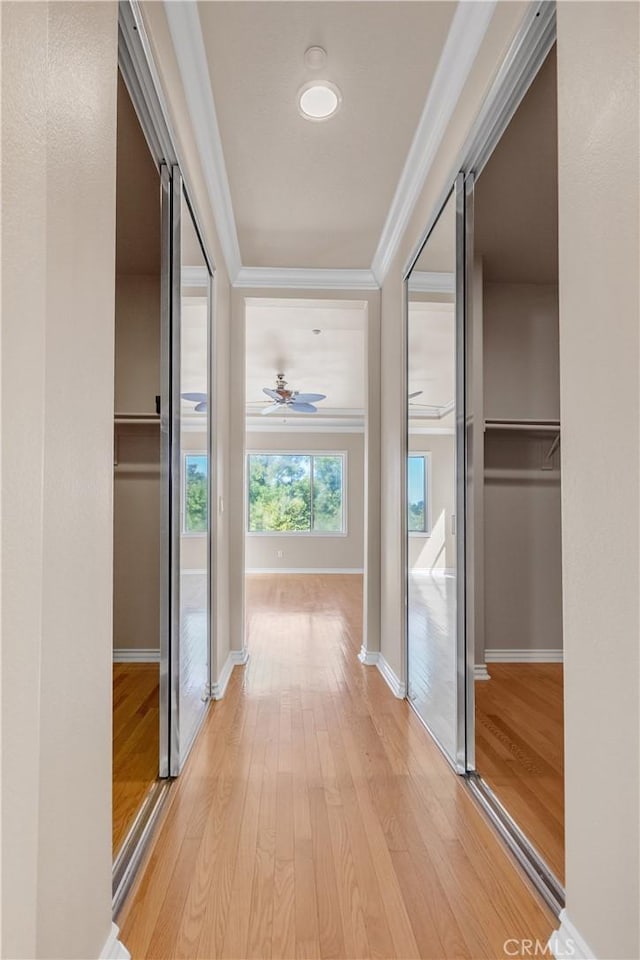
100,923,130,959
358,646,406,697
485,648,564,663
548,910,597,960
211,648,250,700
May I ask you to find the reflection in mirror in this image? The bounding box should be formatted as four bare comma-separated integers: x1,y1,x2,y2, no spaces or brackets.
177,190,210,765
406,187,459,764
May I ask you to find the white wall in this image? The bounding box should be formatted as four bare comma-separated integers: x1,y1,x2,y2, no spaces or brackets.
1,3,118,956
245,431,364,571
556,3,639,956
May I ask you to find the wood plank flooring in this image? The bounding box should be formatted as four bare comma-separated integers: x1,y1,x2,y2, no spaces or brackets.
475,663,564,883
113,662,160,855
118,574,555,958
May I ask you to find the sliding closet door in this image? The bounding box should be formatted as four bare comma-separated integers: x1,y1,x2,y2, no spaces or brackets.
405,175,467,770
162,167,213,777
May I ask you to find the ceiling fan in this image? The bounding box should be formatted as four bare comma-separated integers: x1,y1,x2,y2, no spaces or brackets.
259,373,326,415
181,392,207,412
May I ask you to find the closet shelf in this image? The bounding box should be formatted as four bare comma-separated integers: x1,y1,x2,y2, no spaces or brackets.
484,418,560,432
114,413,161,426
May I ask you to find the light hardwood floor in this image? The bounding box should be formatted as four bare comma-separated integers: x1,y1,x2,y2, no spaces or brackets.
113,662,160,855
118,574,555,958
475,663,564,883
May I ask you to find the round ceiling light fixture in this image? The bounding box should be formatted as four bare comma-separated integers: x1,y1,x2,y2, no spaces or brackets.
298,80,341,121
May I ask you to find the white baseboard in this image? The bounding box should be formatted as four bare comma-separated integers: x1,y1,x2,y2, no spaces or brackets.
245,567,364,574
100,923,130,960
485,648,563,663
113,648,160,663
358,645,380,666
211,647,249,700
474,663,491,680
548,909,597,960
377,655,406,698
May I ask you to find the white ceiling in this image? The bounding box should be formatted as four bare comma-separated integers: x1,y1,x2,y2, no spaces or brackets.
408,300,455,427
196,1,457,270
245,299,366,416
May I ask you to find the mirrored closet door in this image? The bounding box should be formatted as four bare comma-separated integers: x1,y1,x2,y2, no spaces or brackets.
405,176,466,771
174,185,213,771
470,46,564,893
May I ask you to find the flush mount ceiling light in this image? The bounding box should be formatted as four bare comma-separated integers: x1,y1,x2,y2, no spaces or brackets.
298,80,341,121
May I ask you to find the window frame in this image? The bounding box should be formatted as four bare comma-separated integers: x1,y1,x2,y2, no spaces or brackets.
245,450,348,537
407,451,431,537
182,450,209,537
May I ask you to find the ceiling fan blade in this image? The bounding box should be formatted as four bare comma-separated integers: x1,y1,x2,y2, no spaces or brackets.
294,393,326,403
261,403,280,416
288,401,317,414
181,392,207,403
194,402,208,412
408,390,423,400
263,388,281,400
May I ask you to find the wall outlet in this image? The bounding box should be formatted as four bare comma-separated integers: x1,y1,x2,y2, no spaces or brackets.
277,550,284,559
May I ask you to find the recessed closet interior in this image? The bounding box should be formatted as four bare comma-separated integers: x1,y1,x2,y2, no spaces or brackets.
473,47,564,884
112,71,162,858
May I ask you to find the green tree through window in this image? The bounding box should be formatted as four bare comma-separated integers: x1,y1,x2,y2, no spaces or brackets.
185,455,208,533
248,454,344,533
408,455,427,533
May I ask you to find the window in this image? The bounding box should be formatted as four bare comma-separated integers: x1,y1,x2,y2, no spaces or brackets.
408,454,430,534
184,454,208,534
247,453,345,534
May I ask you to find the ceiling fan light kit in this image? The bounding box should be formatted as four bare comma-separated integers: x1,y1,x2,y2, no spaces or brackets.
261,373,326,415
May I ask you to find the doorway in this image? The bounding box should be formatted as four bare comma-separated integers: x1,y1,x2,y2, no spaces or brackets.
242,298,369,670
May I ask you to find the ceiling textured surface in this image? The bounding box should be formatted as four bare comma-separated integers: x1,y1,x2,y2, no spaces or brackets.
245,299,366,413
197,1,457,270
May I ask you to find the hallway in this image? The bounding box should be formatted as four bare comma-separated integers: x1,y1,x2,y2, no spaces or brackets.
118,575,554,959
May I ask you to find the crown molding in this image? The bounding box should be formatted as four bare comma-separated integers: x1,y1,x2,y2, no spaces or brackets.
371,1,496,285
409,271,455,294
164,1,242,281
234,267,379,291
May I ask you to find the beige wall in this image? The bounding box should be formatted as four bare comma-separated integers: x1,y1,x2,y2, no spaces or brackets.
1,3,118,957
113,275,161,653
408,434,455,571
483,282,562,655
245,431,365,571
557,2,639,956
483,283,560,421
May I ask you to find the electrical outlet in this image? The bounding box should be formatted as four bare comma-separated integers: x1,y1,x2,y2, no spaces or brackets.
277,550,284,559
